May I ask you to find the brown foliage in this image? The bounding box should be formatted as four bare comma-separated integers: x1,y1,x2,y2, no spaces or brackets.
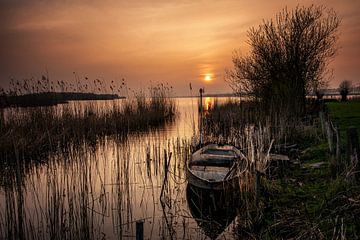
227,5,340,119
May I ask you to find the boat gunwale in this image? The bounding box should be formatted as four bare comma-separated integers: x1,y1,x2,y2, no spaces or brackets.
187,144,248,185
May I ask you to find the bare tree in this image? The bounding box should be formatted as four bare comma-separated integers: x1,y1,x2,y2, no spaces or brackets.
227,5,340,118
339,80,352,101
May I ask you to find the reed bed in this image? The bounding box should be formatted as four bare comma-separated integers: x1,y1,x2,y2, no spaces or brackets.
0,84,176,166
204,98,322,144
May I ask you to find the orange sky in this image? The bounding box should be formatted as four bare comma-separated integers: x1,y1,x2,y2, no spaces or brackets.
0,0,359,95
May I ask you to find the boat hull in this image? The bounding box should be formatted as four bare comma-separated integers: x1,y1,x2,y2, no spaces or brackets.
187,144,246,191
186,167,240,191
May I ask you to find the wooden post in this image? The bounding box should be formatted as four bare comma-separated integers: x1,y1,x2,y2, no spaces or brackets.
335,124,340,160
325,120,333,153
199,88,204,146
329,121,340,177
319,111,325,136
199,88,203,113
347,127,360,181
136,220,144,240
329,121,338,157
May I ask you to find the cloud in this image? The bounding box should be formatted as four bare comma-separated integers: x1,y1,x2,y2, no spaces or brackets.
0,0,359,93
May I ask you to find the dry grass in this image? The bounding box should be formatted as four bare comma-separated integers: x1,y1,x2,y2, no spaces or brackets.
0,85,176,164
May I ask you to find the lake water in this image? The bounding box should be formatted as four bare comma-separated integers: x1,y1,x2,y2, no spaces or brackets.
0,97,242,239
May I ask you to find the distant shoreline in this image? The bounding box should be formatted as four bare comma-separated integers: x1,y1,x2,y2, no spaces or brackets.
0,92,123,108
173,90,360,98
1,90,360,108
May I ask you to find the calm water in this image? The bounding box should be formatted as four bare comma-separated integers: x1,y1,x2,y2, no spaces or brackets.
0,97,241,239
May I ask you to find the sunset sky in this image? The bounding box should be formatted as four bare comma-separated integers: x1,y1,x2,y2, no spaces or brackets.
0,0,359,95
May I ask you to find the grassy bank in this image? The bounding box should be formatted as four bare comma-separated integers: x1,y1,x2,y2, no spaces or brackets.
202,99,360,238
327,101,360,142
327,102,360,130
252,101,360,239
258,148,360,239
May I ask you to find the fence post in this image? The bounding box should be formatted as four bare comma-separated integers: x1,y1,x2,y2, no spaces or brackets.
328,121,340,177
335,124,340,160
347,127,360,181
319,111,326,136
329,121,338,156
325,120,333,153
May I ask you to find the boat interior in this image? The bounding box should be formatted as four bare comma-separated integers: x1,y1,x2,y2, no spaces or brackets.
189,146,243,182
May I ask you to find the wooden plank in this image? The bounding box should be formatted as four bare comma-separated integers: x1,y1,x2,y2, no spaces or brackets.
190,158,234,167
269,153,289,161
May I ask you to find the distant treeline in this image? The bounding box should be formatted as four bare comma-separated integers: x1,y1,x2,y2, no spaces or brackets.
0,92,123,108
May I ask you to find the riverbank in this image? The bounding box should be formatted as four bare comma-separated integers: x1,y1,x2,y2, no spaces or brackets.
202,99,360,238
253,101,360,239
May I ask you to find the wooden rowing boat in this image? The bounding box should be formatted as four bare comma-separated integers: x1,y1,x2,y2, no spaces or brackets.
187,144,248,190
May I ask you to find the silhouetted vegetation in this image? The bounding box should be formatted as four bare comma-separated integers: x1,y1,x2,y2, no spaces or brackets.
338,80,352,102
0,74,128,107
204,97,323,145
0,92,121,108
227,5,340,121
0,84,176,164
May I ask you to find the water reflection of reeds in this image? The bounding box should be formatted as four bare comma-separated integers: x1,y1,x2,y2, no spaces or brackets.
1,132,227,239
1,97,277,239
0,85,176,166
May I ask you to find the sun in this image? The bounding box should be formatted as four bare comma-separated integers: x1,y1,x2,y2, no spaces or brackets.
204,74,212,82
